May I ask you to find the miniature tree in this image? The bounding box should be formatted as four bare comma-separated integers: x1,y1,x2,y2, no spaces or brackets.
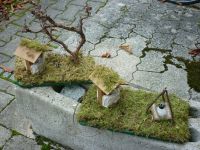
22,1,91,63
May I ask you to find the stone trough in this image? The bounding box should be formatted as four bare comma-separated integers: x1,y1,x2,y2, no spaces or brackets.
15,85,200,150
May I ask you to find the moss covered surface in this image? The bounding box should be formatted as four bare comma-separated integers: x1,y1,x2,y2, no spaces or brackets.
20,38,51,52
14,53,95,86
185,61,200,92
77,86,190,143
90,65,125,94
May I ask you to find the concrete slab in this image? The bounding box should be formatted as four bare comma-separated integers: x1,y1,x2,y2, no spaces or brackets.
15,86,200,150
3,135,41,150
0,126,11,147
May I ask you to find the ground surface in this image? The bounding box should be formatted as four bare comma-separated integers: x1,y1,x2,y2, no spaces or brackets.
0,0,200,149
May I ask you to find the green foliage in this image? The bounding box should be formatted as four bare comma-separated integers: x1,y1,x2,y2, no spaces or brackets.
20,38,51,52
92,65,125,93
14,53,95,85
77,86,190,143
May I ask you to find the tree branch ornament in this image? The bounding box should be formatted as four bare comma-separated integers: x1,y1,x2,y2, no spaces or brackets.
22,1,92,63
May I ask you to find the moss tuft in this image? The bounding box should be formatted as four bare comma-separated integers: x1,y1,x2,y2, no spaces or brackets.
14,53,95,86
20,38,51,52
91,65,125,93
77,86,190,143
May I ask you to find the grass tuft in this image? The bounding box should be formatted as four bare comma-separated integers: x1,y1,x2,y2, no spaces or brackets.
77,85,190,143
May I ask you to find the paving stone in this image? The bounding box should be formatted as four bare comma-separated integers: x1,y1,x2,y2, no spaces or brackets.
3,57,15,70
149,32,175,50
90,38,124,57
0,38,21,56
171,44,193,61
94,50,140,82
92,0,127,28
3,136,41,150
108,22,135,39
125,33,148,57
60,85,85,102
51,0,71,11
0,24,18,42
0,54,11,64
0,92,14,112
0,79,15,95
174,30,199,49
12,12,34,27
0,100,35,139
0,126,11,147
46,7,63,19
137,51,166,73
57,4,83,22
132,65,190,99
83,19,108,44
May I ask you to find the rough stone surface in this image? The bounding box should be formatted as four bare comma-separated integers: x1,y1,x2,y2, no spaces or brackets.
60,85,85,102
3,136,41,150
0,92,14,112
0,126,11,147
15,86,200,150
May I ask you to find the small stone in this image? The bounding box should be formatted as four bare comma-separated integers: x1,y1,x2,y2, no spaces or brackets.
60,85,85,101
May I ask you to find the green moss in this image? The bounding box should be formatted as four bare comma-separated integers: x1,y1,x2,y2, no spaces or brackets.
11,130,21,137
14,53,95,86
20,38,51,52
185,61,200,92
35,135,67,150
77,86,190,143
92,65,125,93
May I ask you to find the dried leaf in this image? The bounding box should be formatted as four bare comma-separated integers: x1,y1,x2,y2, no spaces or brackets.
0,64,14,73
119,44,133,54
101,52,111,58
188,48,200,57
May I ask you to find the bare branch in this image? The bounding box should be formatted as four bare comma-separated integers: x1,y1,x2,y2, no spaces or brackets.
23,1,92,63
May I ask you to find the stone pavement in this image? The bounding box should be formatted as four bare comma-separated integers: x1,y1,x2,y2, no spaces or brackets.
0,0,200,149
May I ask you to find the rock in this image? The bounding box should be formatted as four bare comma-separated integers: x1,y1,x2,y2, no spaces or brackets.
60,85,85,102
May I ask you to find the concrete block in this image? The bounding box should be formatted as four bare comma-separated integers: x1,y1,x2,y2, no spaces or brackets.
15,86,200,150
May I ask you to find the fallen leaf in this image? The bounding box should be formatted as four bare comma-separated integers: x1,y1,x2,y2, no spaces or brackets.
119,44,133,54
101,52,111,58
0,64,14,73
188,48,200,57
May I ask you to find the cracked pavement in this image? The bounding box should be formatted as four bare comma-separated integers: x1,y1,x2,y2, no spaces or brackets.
0,0,200,149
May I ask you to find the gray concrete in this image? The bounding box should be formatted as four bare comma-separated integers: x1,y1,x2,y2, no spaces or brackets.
3,136,41,150
0,0,200,149
15,86,200,150
60,85,85,102
0,126,11,147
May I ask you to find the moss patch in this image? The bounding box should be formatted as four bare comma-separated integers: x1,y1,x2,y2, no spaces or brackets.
185,61,200,92
14,53,95,86
77,86,190,143
20,38,51,52
91,65,125,93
